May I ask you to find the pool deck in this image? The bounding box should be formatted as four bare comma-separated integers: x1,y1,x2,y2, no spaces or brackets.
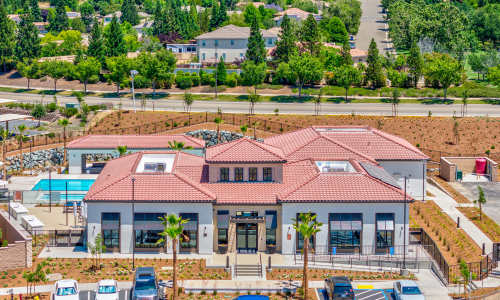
8,172,98,191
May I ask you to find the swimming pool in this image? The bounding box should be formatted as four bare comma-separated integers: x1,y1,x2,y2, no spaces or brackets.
32,179,95,191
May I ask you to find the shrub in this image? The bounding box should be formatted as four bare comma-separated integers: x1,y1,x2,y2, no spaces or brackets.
190,73,200,86
201,72,213,85
46,102,58,112
225,73,238,87
175,73,193,89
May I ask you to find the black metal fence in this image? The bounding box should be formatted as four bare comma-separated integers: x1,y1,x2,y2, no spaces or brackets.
30,229,85,248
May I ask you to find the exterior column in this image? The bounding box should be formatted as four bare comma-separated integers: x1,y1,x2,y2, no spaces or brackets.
258,222,266,252
228,222,236,253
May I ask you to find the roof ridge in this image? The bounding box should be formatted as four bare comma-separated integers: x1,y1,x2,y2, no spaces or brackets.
370,128,428,159
245,138,284,159
85,173,132,200
173,171,216,200
319,134,378,163
207,137,246,160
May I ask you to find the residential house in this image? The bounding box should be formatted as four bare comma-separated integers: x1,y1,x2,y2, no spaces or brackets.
273,8,321,25
84,126,427,255
195,25,278,63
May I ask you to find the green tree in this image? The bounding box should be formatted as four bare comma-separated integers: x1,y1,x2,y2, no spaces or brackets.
41,60,68,92
475,186,487,221
391,88,400,117
246,14,266,64
79,1,95,32
240,124,248,136
240,61,266,92
138,50,176,98
407,42,423,88
289,54,323,97
320,16,348,44
459,259,472,299
243,4,261,27
214,117,223,143
121,0,139,26
183,92,194,124
273,14,297,63
471,4,500,45
340,40,352,66
17,60,41,89
49,0,69,32
31,104,46,126
334,65,362,102
365,38,385,88
488,66,500,86
293,212,322,300
0,5,16,73
216,58,227,84
156,214,187,300
58,118,69,163
104,15,126,57
423,53,463,100
116,145,127,156
17,124,27,170
327,0,362,35
30,0,42,22
468,53,486,81
105,56,131,96
89,233,106,270
87,19,105,63
76,57,101,94
209,2,220,30
15,14,41,61
247,89,260,115
218,0,228,25
300,14,320,56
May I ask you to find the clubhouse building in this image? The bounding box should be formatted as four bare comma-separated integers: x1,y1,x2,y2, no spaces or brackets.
83,126,428,255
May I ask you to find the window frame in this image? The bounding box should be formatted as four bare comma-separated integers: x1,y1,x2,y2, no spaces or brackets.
101,212,120,252
328,213,363,253
263,167,273,181
375,213,395,251
179,213,199,253
234,167,244,181
249,167,258,181
219,167,230,182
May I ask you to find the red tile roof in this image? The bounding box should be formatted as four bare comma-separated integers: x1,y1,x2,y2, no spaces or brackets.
68,134,205,149
264,126,428,160
205,137,285,163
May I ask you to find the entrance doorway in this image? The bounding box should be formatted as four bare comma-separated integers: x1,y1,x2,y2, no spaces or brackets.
237,223,258,253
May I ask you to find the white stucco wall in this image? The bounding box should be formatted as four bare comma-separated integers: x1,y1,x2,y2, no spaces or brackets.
378,160,427,200
86,202,213,254
68,148,204,174
208,163,283,183
197,37,276,63
281,202,409,255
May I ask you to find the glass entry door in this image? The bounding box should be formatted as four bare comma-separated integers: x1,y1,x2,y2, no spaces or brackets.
236,223,258,253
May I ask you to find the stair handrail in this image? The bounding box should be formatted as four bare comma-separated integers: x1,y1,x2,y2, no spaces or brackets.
259,253,263,277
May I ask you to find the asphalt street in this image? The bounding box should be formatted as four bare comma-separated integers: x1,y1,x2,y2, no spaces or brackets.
356,0,390,53
1,91,500,117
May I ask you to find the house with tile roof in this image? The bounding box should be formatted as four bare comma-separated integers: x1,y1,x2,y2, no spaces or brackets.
84,127,427,256
195,25,278,63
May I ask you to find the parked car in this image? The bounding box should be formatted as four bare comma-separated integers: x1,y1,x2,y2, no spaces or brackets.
324,276,355,300
53,279,79,300
393,280,425,300
131,267,159,300
95,279,119,300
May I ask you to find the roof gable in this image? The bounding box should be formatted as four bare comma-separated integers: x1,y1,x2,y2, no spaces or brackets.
205,137,285,163
67,134,205,149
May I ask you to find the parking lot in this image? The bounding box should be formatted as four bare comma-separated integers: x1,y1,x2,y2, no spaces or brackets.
79,289,130,300
318,288,395,300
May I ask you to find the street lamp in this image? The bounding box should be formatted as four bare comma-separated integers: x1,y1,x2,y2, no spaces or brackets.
131,177,136,270
130,70,139,113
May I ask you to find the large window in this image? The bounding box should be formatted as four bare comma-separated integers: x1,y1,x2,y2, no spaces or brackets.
263,167,273,181
329,213,362,252
249,167,258,181
296,213,316,252
217,210,229,249
180,213,198,252
234,168,244,181
220,168,229,182
134,213,165,249
376,213,394,250
102,213,120,252
265,211,277,248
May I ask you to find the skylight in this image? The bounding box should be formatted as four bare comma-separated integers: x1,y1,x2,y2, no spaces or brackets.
315,161,356,173
136,154,176,173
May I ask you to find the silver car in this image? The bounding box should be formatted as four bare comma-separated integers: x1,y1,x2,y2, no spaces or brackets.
393,280,425,300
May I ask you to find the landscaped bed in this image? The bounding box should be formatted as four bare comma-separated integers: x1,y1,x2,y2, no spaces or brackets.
410,201,482,264
457,207,500,242
450,286,500,299
267,268,414,281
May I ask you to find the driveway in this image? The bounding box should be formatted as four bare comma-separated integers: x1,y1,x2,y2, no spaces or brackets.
452,182,500,224
355,0,391,53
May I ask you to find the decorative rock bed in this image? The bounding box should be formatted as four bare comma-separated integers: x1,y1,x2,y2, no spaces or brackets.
6,148,63,171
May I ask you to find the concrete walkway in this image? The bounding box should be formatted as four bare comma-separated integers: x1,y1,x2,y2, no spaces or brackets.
427,183,493,254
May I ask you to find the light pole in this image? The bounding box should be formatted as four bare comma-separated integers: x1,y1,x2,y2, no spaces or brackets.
402,176,408,275
131,177,136,270
48,166,52,213
214,43,218,100
130,70,138,113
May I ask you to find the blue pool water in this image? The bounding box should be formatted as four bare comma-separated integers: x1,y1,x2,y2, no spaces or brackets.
236,296,269,300
32,179,95,191
40,193,86,201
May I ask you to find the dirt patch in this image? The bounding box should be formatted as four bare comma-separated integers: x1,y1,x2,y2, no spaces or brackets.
267,268,414,281
457,207,500,242
431,175,471,203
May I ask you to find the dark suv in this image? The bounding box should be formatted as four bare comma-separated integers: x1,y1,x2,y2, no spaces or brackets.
324,276,355,300
131,267,159,300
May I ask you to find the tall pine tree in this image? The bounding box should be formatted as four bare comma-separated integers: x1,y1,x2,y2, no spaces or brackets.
340,40,352,66
152,0,165,35
30,0,42,21
273,14,296,63
365,38,385,88
120,0,139,26
245,14,266,64
87,19,105,63
49,0,69,32
407,41,423,88
104,15,126,57
15,13,41,62
300,14,320,56
218,0,228,25
0,4,16,72
209,2,219,31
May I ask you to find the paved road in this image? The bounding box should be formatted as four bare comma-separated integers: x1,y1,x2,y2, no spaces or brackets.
2,91,500,117
355,0,390,53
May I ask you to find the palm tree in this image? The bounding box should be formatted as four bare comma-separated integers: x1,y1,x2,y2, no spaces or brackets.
0,128,9,178
240,125,248,137
168,141,193,151
214,117,223,144
116,145,128,157
292,212,322,300
58,118,69,164
17,124,27,171
156,214,187,300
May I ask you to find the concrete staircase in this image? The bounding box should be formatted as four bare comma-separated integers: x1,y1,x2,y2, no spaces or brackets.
234,264,263,278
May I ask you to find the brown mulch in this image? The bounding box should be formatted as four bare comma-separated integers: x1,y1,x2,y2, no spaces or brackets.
267,268,414,281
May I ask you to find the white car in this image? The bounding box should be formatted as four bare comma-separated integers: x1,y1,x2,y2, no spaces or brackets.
95,279,119,300
393,280,425,300
53,279,79,300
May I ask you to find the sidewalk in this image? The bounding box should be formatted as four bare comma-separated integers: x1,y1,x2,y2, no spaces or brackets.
427,184,493,253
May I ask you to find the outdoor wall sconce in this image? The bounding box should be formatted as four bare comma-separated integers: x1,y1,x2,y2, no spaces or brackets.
203,226,207,237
